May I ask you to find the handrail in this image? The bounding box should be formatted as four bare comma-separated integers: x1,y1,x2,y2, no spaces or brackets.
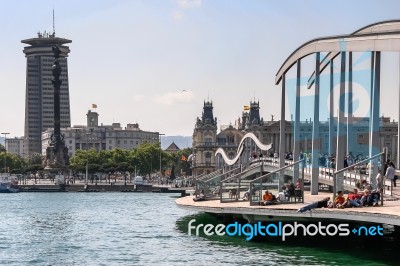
220,164,260,184
334,152,384,175
202,167,239,183
250,159,304,184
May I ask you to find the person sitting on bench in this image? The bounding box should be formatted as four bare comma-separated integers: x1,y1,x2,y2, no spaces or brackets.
263,190,275,205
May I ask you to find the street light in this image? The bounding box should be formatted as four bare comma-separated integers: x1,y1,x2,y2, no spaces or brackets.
1,132,10,173
85,131,92,185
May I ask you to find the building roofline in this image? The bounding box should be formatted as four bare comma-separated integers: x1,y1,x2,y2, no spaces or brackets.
21,37,72,46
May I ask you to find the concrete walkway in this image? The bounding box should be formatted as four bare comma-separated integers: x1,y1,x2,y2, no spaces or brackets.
176,191,400,226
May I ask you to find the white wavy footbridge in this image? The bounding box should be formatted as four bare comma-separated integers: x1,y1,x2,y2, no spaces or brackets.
215,133,273,166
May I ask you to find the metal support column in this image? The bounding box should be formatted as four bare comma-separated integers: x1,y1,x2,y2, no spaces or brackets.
311,52,321,195
335,51,346,192
329,60,334,157
369,51,381,188
398,53,400,168
279,74,286,187
347,52,353,156
293,60,301,183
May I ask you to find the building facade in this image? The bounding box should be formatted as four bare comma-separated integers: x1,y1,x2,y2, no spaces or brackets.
5,137,24,157
41,111,160,157
22,31,72,157
191,100,400,175
191,101,218,176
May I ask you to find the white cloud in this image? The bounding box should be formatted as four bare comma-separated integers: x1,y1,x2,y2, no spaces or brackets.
172,10,184,21
177,0,202,9
153,90,195,105
132,95,145,102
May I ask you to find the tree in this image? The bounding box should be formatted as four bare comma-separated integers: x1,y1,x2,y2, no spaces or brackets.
0,152,26,173
28,153,43,165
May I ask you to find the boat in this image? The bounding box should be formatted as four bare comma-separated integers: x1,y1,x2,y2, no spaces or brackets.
0,181,20,193
0,175,20,193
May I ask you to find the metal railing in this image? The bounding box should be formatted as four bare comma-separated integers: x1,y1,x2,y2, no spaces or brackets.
220,162,264,202
249,159,305,206
332,148,387,205
195,168,241,198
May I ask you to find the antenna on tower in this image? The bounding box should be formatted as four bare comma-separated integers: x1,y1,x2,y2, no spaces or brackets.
52,9,56,36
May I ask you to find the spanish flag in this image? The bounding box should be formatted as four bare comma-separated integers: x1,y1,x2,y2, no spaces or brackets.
92,104,97,108
244,105,250,110
181,155,187,161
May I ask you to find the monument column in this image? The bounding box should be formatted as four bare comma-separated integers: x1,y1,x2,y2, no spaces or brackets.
44,46,69,188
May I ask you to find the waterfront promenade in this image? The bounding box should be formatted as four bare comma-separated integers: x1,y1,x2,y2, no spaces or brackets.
176,190,400,226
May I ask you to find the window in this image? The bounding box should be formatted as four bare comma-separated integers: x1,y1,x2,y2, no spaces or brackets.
205,152,212,165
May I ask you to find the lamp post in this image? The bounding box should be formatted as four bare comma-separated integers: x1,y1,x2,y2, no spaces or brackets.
159,133,165,176
85,131,92,185
1,132,10,173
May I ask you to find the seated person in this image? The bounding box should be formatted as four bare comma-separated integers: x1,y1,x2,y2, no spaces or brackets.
276,186,289,202
297,197,330,213
263,190,275,205
369,190,380,206
295,178,303,189
193,190,206,202
361,189,380,206
346,188,362,207
360,189,370,206
242,188,251,200
287,183,295,200
334,191,346,209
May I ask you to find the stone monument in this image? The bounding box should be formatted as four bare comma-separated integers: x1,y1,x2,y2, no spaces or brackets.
44,46,69,171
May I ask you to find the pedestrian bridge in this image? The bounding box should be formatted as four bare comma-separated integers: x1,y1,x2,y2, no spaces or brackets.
195,132,395,204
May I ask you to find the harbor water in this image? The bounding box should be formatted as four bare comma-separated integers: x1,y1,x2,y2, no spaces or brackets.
0,193,396,265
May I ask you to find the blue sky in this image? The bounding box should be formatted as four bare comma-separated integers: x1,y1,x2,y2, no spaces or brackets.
1,0,400,137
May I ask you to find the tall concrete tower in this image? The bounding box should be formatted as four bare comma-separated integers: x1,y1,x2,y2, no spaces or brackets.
22,31,72,157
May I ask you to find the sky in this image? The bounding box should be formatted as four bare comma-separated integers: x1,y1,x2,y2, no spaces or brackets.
1,0,400,138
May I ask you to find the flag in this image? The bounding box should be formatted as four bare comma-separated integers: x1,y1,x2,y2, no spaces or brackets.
181,155,187,161
244,105,250,110
92,104,97,108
